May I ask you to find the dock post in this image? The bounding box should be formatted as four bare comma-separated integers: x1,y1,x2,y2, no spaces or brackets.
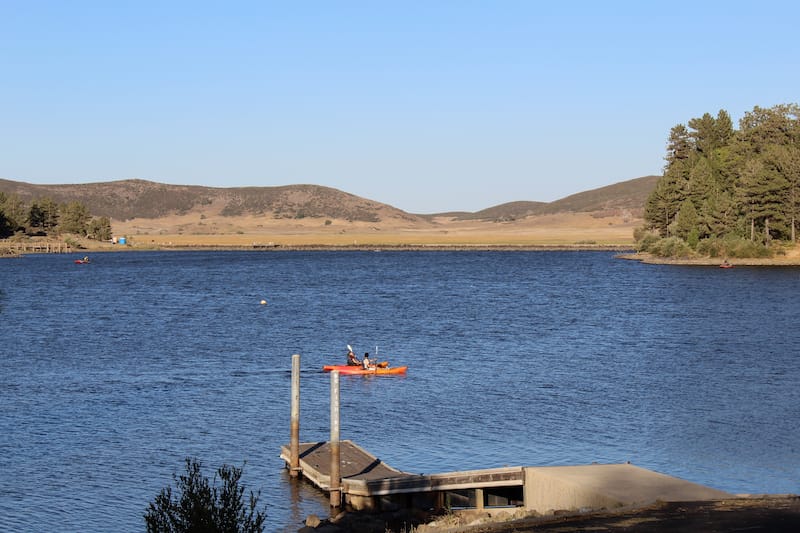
289,354,301,477
329,370,341,509
475,488,484,510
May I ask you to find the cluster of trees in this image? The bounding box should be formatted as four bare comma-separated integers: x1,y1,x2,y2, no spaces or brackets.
642,103,800,256
0,192,111,240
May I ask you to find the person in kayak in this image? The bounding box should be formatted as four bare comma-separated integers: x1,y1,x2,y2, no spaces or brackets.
362,353,374,370
346,350,360,366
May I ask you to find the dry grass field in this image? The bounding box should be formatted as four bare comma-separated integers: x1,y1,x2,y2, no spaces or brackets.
109,211,639,248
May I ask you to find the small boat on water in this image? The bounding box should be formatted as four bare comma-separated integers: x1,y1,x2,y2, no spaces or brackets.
74,257,90,264
329,344,404,375
719,262,734,269
323,364,407,375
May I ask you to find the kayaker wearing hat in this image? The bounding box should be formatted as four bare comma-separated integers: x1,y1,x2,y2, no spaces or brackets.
346,349,360,366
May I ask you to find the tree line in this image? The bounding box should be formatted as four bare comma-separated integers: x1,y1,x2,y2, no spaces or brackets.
641,103,800,257
0,192,112,241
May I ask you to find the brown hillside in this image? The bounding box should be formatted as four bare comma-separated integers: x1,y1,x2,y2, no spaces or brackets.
545,174,660,213
0,178,421,223
447,175,659,221
0,176,658,247
0,175,659,223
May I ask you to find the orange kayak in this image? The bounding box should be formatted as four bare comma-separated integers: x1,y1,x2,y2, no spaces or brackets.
323,365,407,375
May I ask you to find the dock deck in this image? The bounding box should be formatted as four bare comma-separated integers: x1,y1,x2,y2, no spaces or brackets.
280,440,411,491
281,440,733,513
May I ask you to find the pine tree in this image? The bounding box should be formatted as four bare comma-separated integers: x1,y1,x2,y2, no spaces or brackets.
59,201,91,235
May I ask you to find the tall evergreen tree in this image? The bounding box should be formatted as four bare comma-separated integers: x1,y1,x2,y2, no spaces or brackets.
39,197,60,233
713,110,735,147
737,157,789,242
0,212,9,238
643,103,800,253
664,124,693,165
671,198,699,240
0,193,27,234
700,190,736,238
645,124,695,235
688,113,718,155
59,201,90,235
88,216,113,241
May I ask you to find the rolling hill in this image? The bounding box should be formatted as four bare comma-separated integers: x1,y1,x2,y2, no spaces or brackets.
0,175,659,224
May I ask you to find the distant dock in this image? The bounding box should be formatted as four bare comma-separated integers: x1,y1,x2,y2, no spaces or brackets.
282,354,733,514
0,241,73,256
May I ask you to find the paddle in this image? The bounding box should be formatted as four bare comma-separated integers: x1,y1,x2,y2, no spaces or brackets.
346,344,362,367
375,345,389,368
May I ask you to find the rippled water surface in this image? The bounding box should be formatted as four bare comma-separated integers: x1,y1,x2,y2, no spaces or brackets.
1,251,799,531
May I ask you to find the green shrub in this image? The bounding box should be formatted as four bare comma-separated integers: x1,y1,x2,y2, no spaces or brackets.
636,233,661,252
696,237,724,258
727,239,773,258
144,457,266,533
648,237,694,258
695,236,775,259
686,228,700,249
64,236,85,250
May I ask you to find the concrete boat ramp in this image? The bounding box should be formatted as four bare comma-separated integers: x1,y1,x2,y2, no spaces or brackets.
281,440,732,514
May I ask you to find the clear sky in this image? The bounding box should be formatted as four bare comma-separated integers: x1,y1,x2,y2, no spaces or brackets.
2,1,798,213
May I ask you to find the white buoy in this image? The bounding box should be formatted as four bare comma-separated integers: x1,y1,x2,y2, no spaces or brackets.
260,299,267,305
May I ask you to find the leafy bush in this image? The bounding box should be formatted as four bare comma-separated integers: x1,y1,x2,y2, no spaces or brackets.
696,236,774,258
144,457,266,533
648,237,694,258
636,232,661,252
695,237,724,258
64,236,85,250
724,238,773,258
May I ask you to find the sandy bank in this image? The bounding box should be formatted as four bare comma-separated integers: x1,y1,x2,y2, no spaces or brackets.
308,495,800,532
619,250,800,266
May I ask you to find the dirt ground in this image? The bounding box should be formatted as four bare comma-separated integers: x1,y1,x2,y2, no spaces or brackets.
310,496,800,532
468,497,800,533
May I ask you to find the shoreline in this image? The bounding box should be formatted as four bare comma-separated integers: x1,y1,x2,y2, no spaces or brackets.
619,251,800,266
112,243,634,252
5,235,800,265
1,237,636,255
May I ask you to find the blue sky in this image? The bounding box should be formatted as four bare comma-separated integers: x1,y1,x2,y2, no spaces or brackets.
2,1,798,213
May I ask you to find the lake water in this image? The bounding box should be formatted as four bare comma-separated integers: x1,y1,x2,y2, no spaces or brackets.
1,250,798,532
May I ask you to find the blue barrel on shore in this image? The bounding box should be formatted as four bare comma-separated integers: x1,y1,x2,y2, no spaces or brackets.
118,237,127,245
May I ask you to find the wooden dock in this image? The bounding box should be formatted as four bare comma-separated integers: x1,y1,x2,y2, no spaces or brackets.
281,440,733,513
280,440,410,490
280,440,524,511
282,358,733,514
0,241,73,256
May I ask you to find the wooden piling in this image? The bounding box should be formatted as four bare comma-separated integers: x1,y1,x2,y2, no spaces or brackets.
329,370,341,508
475,488,484,510
289,354,301,477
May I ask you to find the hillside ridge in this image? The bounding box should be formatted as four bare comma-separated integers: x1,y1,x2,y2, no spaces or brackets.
0,175,658,223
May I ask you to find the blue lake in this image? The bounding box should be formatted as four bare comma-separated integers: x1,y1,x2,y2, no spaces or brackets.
1,250,798,531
